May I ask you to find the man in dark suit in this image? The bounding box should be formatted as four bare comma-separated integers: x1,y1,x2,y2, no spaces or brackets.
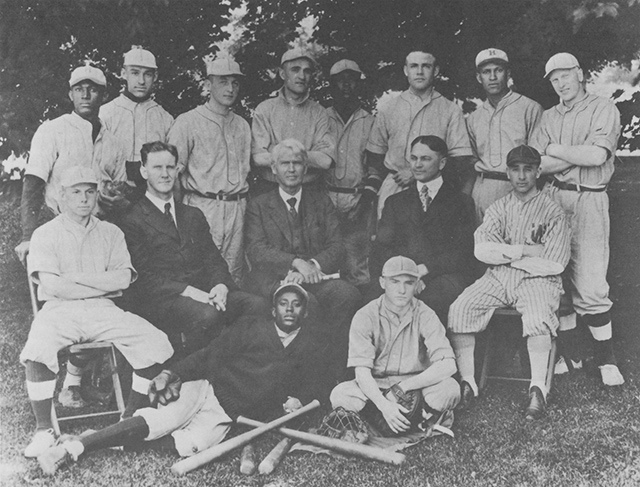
245,138,361,378
372,135,476,322
119,141,268,352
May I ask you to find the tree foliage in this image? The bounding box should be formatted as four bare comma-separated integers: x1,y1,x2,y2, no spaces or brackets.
1,0,639,161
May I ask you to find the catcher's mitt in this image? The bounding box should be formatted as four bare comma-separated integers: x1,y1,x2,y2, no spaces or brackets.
361,384,424,437
316,407,370,444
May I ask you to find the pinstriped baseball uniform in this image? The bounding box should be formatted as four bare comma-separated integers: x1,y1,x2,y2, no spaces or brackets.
448,191,570,336
530,93,620,318
467,91,543,222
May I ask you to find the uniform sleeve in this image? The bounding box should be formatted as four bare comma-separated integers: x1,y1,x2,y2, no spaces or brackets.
445,106,473,157
25,122,57,182
466,114,479,159
106,226,137,282
27,226,60,279
347,307,377,369
525,101,544,141
167,114,192,173
584,100,620,158
474,201,525,265
529,112,552,155
251,103,275,160
419,307,456,364
366,104,390,155
309,107,336,160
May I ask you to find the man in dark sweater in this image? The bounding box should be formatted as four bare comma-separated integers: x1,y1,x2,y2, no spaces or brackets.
37,283,331,475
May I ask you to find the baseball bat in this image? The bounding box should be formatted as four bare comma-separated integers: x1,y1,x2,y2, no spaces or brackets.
239,444,257,475
171,399,320,475
258,437,293,475
237,417,406,465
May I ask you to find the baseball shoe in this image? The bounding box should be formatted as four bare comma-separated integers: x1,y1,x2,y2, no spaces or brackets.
24,428,57,458
524,386,546,421
58,386,88,409
457,381,477,410
37,439,83,476
599,364,625,386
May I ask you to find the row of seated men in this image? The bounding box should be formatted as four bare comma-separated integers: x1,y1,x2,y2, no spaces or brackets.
16,44,624,470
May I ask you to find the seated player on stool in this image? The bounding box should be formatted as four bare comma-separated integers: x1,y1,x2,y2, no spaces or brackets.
36,283,332,476
448,145,571,420
330,256,460,436
20,166,174,459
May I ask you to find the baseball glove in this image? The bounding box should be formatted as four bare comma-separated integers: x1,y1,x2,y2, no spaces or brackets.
361,383,424,437
316,407,370,444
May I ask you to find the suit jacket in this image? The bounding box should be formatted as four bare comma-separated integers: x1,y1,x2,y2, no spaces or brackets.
245,188,345,295
118,196,237,313
373,180,476,281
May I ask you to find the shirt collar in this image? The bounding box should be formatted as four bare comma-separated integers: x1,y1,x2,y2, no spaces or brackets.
402,86,436,105
279,187,302,212
59,212,99,233
274,324,300,347
145,191,176,215
482,89,514,111
416,175,443,199
555,92,590,114
380,295,418,328
278,86,310,107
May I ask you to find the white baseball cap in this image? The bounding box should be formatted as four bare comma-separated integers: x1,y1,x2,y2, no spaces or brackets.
544,52,580,78
475,48,509,68
330,59,363,78
123,47,157,69
206,57,244,76
60,166,98,187
69,65,106,87
382,256,422,278
280,47,316,66
272,282,309,305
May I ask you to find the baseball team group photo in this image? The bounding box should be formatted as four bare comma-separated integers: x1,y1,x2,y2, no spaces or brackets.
1,1,640,486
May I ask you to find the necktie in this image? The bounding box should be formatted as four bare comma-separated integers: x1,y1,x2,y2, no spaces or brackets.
287,197,298,219
164,202,176,227
419,185,431,212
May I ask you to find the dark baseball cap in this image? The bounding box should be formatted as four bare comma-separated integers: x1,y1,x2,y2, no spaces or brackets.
506,145,541,167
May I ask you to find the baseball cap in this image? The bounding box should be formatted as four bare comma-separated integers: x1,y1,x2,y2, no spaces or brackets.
506,145,541,166
544,52,580,78
69,65,107,88
330,59,363,78
60,166,99,187
382,256,421,278
280,47,316,66
123,47,157,69
205,57,244,77
273,282,309,305
475,48,509,68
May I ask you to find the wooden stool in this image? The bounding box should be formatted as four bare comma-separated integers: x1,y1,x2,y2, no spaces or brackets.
478,307,558,392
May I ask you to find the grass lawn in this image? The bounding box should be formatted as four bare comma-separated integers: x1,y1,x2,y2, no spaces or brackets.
1,162,640,486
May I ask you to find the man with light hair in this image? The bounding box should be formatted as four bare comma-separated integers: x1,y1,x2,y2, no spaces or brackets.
245,138,360,380
100,47,174,200
251,47,335,195
168,57,250,283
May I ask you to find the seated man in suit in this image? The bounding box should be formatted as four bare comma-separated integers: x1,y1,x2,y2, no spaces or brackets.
245,138,361,379
372,135,476,322
118,141,268,352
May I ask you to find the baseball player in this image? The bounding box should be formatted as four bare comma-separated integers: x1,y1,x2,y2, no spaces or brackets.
448,145,571,420
36,283,332,476
325,59,375,288
251,47,335,195
167,58,250,284
530,52,624,387
14,65,127,263
365,49,473,217
20,166,173,459
330,256,460,435
100,47,174,200
467,48,543,222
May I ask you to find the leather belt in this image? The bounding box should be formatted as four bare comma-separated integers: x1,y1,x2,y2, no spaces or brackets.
477,171,509,181
550,179,607,192
185,190,248,201
326,184,362,194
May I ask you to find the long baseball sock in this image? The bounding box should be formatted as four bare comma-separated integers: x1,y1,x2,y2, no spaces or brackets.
450,333,478,395
80,416,150,453
61,361,84,389
121,364,163,418
25,361,56,430
527,335,552,398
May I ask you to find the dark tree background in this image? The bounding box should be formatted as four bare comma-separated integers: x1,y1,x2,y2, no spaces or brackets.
1,0,639,164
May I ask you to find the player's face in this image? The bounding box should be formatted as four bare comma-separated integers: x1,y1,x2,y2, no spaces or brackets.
332,70,359,102
507,162,541,197
404,52,439,93
272,150,307,194
68,81,103,120
409,142,446,183
273,291,307,333
206,75,240,108
476,62,509,97
122,65,157,99
380,274,418,309
280,58,314,96
549,68,584,106
141,150,177,199
61,183,98,218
